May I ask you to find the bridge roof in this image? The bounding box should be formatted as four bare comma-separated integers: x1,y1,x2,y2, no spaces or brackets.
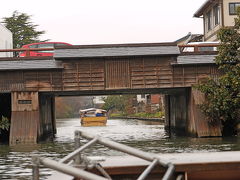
54,43,180,59
0,59,62,71
174,54,216,65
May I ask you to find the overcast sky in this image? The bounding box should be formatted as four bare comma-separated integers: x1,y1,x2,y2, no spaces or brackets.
1,0,206,45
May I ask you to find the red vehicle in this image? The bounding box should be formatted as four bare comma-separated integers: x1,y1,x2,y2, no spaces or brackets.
19,42,72,57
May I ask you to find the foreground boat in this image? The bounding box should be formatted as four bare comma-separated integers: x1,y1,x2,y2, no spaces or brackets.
33,130,240,180
79,108,107,127
87,152,240,180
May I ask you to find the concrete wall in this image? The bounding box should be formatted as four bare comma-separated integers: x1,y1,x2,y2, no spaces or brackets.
0,23,13,57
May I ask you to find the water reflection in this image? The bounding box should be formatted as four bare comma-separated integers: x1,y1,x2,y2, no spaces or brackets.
1,118,240,179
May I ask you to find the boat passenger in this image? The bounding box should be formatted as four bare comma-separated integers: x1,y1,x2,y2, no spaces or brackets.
95,109,103,117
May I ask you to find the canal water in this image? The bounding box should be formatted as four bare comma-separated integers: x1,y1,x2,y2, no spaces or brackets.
1,118,240,180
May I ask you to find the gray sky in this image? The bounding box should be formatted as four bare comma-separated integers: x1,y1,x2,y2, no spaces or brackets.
1,0,205,45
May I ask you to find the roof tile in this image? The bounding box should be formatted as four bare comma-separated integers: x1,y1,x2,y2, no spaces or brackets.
54,46,180,59
0,60,62,71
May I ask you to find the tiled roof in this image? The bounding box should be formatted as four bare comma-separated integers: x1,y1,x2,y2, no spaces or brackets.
54,43,180,59
174,55,216,65
0,59,62,71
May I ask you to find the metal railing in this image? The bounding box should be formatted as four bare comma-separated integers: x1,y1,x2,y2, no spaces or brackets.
32,130,175,180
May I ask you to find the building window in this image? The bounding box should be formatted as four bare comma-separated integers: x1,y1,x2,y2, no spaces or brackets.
213,5,220,25
229,3,240,15
206,10,212,31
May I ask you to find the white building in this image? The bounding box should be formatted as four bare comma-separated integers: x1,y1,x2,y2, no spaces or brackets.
0,23,13,57
194,0,240,42
93,96,106,105
136,94,147,104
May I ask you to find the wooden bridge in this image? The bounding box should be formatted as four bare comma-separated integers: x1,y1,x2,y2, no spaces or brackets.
0,43,220,144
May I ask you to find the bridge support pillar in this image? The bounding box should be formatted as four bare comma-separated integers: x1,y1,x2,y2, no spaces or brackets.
9,92,56,144
188,88,222,137
164,90,188,136
164,88,222,137
10,92,39,144
39,94,56,141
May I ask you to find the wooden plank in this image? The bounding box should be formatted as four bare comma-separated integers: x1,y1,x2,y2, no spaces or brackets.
0,54,221,94
105,60,130,89
10,111,39,144
84,152,240,180
145,80,158,84
11,92,39,112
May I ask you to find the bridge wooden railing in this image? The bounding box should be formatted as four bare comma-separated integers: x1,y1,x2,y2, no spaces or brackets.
178,43,219,53
0,44,220,58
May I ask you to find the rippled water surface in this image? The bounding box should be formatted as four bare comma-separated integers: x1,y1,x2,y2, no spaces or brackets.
1,118,240,179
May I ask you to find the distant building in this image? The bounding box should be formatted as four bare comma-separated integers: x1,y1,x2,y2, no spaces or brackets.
136,94,147,104
136,94,164,113
0,23,13,57
194,0,240,41
93,96,106,107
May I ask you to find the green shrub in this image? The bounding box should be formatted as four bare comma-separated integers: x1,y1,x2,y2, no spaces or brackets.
0,116,10,134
